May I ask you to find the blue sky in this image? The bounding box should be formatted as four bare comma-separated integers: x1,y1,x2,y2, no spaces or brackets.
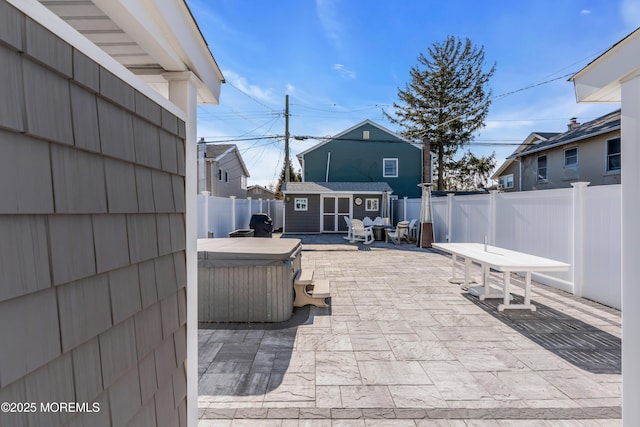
187,0,639,188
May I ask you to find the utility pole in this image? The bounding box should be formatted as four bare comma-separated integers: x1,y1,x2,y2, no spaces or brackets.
285,94,290,182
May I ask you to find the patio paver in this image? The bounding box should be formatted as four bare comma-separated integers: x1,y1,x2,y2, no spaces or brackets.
198,234,621,425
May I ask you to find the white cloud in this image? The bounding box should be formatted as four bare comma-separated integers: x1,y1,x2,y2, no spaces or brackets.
580,9,591,15
223,69,274,104
332,63,356,79
316,0,344,49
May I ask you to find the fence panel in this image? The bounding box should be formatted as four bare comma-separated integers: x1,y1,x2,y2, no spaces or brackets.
496,188,573,289
208,196,234,238
582,185,621,308
450,194,490,243
432,197,448,242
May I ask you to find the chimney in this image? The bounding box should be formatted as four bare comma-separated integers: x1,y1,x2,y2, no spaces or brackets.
568,117,580,130
422,137,431,184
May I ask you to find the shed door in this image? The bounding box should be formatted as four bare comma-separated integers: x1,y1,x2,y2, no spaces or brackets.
322,196,351,232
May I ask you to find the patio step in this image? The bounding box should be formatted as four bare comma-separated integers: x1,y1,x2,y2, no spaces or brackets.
295,269,314,285
310,279,330,299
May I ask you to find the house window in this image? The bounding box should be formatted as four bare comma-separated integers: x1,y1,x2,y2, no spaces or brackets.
607,137,621,172
241,175,247,190
218,168,223,181
564,147,578,168
294,198,308,211
537,156,547,181
365,198,379,211
224,171,229,182
499,174,514,189
363,130,370,140
383,158,398,177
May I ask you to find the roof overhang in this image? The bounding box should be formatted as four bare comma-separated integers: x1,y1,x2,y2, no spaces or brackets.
570,27,640,103
33,0,224,105
491,133,552,179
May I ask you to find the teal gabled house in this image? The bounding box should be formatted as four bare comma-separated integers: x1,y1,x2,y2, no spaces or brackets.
297,120,423,198
283,120,426,234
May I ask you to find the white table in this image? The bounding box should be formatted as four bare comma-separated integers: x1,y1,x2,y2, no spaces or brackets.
432,243,570,311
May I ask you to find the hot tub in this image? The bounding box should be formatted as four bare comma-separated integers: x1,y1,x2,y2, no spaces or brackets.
197,238,302,322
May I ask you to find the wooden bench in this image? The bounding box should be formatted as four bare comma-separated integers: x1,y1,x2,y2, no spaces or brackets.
293,270,330,308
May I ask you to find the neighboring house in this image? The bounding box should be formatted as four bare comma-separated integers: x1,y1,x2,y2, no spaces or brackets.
493,110,621,191
287,120,430,233
297,120,426,199
282,181,393,233
247,184,278,200
198,143,250,197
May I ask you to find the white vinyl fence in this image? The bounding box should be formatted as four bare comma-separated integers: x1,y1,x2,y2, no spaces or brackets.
394,183,621,309
197,194,283,239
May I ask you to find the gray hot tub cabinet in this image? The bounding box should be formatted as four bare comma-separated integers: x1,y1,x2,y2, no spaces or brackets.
197,238,302,322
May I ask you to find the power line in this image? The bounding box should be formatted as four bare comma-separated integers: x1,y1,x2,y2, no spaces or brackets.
199,135,283,144
225,80,280,112
491,73,575,100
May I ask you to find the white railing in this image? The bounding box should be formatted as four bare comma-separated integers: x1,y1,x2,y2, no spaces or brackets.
394,184,621,309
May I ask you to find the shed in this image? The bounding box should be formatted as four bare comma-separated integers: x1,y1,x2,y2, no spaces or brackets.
282,181,393,233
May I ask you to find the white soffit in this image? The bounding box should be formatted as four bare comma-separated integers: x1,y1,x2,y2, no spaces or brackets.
571,28,640,103
38,0,223,105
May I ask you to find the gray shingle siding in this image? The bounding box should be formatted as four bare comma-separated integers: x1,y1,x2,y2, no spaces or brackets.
0,8,187,426
284,194,321,233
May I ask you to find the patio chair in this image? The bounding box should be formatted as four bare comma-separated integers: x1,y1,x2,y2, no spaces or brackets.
363,216,374,227
373,216,384,225
350,219,374,244
386,220,410,244
343,216,353,240
408,219,417,242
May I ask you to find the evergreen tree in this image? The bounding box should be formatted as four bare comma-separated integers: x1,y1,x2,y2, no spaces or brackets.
443,150,496,190
275,158,301,199
386,36,496,191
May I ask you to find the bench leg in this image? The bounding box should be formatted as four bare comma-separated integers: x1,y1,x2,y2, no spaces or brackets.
293,283,329,308
498,272,511,311
448,254,464,284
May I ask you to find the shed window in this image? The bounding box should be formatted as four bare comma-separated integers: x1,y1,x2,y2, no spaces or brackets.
607,138,621,172
365,198,379,211
294,198,308,211
218,168,223,181
383,158,398,178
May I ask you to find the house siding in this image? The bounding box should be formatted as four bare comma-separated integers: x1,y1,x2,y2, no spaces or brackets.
284,194,321,233
205,155,247,198
519,130,621,191
302,123,422,198
0,6,187,426
353,194,382,219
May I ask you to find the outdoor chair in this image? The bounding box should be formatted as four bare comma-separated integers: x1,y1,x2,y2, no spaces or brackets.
363,216,374,227
386,220,410,244
343,216,353,240
408,219,418,242
350,219,374,244
373,216,384,225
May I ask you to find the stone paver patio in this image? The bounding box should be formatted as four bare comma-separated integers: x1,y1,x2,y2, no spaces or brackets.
197,234,621,426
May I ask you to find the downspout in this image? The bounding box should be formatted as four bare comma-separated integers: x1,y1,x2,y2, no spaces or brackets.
518,158,522,191
325,151,331,182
